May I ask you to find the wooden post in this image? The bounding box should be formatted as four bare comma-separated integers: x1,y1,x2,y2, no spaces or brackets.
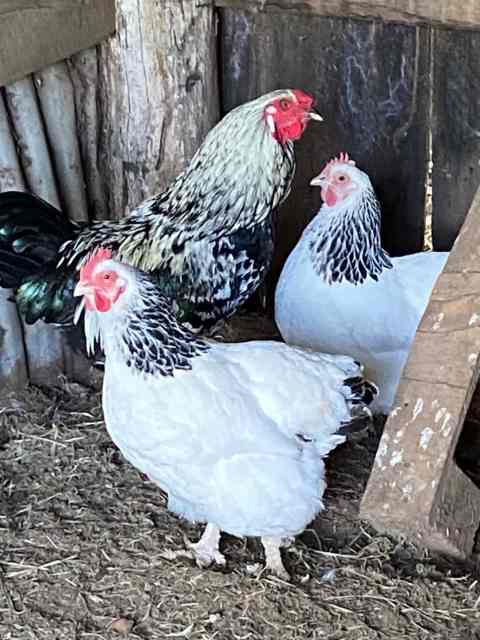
89,0,220,218
34,62,89,223
4,77,66,386
0,93,28,391
360,185,480,558
69,48,109,221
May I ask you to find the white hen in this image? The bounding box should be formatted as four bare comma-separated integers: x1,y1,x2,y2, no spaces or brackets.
275,153,448,414
74,249,377,579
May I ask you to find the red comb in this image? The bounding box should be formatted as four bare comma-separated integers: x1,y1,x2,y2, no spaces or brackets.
321,152,356,177
80,248,113,282
292,89,314,109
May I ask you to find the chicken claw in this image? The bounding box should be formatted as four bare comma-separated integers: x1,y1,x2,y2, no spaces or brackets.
161,524,226,568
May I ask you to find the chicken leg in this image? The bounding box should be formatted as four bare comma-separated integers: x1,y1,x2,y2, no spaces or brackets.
262,536,290,581
185,523,226,568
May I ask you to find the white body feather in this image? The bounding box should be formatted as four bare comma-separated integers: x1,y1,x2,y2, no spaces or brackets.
276,213,448,413
99,330,363,538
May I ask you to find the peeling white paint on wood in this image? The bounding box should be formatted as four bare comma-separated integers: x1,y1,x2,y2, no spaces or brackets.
420,427,434,449
432,312,444,330
469,313,480,326
390,449,403,466
409,398,424,423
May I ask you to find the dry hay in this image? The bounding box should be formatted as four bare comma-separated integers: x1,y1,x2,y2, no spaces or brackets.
2,315,480,639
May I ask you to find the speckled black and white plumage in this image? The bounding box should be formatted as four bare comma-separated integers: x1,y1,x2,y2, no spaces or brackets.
0,90,298,334
309,189,392,285
276,159,449,413
78,256,377,577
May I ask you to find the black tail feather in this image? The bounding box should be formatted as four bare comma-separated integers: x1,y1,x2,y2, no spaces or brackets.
0,191,82,324
339,376,379,436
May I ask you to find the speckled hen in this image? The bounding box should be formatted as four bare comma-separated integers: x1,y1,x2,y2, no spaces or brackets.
275,153,449,413
73,250,377,579
0,90,321,339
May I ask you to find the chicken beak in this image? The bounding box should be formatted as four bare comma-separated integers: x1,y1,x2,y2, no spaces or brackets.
73,281,92,298
310,174,326,187
309,109,324,122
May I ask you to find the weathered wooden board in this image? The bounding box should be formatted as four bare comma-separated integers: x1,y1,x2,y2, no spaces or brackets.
84,0,220,219
34,62,89,223
432,28,480,251
69,48,109,221
0,0,115,88
360,185,480,557
216,0,480,30
220,9,431,298
0,94,28,391
4,76,66,386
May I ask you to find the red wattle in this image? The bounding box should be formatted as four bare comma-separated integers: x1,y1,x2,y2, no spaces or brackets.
321,186,338,207
94,290,112,312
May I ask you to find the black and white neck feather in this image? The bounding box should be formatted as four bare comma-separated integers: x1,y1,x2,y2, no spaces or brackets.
309,188,392,285
87,275,209,377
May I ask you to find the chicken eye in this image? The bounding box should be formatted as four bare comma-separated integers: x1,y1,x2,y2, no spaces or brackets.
337,175,347,182
103,272,112,281
279,98,291,111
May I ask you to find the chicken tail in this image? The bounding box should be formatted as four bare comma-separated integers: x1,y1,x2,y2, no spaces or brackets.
0,191,84,324
339,376,379,436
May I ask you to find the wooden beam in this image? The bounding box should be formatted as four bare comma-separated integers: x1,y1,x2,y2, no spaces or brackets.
215,1,480,30
0,0,115,87
360,185,480,558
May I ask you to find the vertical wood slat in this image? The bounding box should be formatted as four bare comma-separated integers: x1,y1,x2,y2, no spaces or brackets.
0,93,29,391
87,0,220,220
34,62,89,223
4,77,65,386
69,48,109,221
432,28,480,251
0,0,221,390
220,10,431,300
30,61,96,384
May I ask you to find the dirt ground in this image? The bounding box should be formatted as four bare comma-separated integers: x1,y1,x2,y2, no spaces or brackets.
2,315,480,639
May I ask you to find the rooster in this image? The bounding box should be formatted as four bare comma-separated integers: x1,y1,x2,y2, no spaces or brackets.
275,153,448,414
74,249,377,579
0,89,321,338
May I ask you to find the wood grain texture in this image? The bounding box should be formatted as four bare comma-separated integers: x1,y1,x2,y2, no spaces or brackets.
220,9,430,300
442,186,480,274
0,0,115,87
4,76,66,386
34,62,89,223
69,48,109,221
360,185,480,557
91,0,220,219
432,28,480,251
0,93,28,390
215,0,480,30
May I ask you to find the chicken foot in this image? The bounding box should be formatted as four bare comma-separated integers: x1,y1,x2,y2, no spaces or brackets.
162,523,226,569
261,536,290,581
185,523,226,568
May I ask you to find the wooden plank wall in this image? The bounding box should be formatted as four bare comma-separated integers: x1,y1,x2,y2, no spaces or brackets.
432,29,480,250
0,0,219,391
216,1,480,31
220,8,431,297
